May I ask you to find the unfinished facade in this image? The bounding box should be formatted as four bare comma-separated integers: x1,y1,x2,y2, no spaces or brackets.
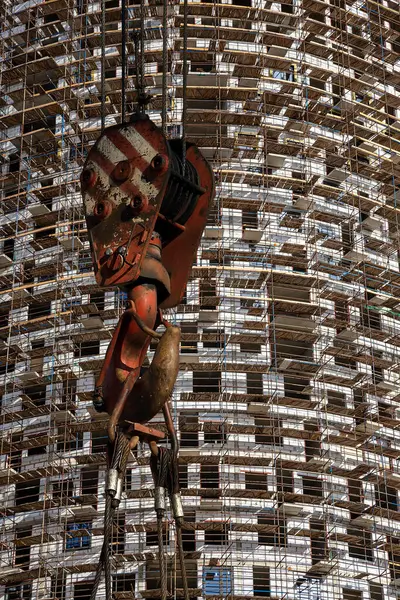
1,0,400,599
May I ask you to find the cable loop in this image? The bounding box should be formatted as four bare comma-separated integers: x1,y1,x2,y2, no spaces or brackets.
90,429,132,600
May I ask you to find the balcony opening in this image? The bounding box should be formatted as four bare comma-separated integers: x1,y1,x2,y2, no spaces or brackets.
27,436,46,456
63,377,77,404
180,414,199,447
15,527,32,570
200,281,218,309
181,323,198,353
255,417,282,446
51,575,66,600
302,476,323,498
9,434,22,473
182,510,196,551
284,377,310,401
203,328,224,349
304,423,320,461
389,538,400,581
335,300,350,330
253,566,270,597
9,153,20,173
258,514,286,547
3,238,14,259
179,464,188,488
74,581,94,600
112,515,125,555
90,291,105,311
361,306,381,330
341,221,354,253
205,523,228,546
375,483,398,511
147,524,169,547
53,479,73,504
334,353,357,370
57,430,83,452
91,430,107,454
347,527,373,561
343,591,362,600
348,479,362,504
245,472,267,492
243,209,258,229
193,371,221,393
204,419,226,444
240,341,261,354
81,466,99,506
28,302,51,320
369,583,384,600
5,586,31,600
146,559,197,595
371,350,384,384
247,372,263,395
327,390,346,408
74,340,100,358
310,520,326,565
276,466,293,494
15,480,40,506
201,464,219,489
113,574,135,596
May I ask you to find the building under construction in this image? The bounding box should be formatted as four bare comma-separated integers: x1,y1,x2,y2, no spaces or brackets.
1,0,400,599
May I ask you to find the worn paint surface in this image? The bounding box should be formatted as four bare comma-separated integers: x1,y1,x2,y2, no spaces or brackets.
81,116,170,288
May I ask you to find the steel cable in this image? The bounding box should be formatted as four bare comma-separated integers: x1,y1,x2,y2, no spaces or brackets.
121,0,127,123
133,32,141,112
104,495,114,600
90,430,131,600
157,514,168,600
176,521,190,600
89,495,114,600
181,0,188,170
151,448,172,600
140,0,145,112
161,0,168,134
101,0,106,131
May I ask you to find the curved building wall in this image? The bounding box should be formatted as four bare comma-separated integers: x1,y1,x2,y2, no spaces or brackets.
1,1,400,600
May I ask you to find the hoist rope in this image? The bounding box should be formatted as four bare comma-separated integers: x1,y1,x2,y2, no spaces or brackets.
90,431,131,600
150,445,190,600
161,0,168,134
151,448,171,600
121,0,127,123
89,414,189,600
101,0,106,131
103,495,113,600
157,516,168,599
181,0,189,170
176,523,190,600
140,0,145,111
133,32,141,110
132,0,148,113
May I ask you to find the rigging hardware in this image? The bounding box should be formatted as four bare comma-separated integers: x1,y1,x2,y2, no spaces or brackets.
81,113,214,599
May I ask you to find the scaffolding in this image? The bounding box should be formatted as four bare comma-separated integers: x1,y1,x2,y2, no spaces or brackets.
1,0,400,599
